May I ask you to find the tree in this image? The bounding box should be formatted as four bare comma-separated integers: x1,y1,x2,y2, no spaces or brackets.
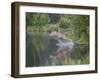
26,12,33,26
58,14,89,44
71,15,89,43
32,13,50,27
59,16,71,29
26,13,50,32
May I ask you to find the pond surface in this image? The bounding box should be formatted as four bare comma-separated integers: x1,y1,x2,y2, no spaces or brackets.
26,33,89,67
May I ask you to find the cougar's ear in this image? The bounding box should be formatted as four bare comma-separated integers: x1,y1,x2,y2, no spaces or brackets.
64,32,69,36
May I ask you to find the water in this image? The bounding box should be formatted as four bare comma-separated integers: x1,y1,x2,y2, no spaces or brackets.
26,33,89,67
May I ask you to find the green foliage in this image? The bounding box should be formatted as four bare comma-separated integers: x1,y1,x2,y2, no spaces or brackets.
49,14,60,24
26,13,33,26
59,16,71,29
58,15,89,44
32,13,50,27
71,15,89,43
26,13,50,26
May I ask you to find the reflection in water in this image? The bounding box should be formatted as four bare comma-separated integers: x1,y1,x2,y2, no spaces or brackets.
26,32,89,67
